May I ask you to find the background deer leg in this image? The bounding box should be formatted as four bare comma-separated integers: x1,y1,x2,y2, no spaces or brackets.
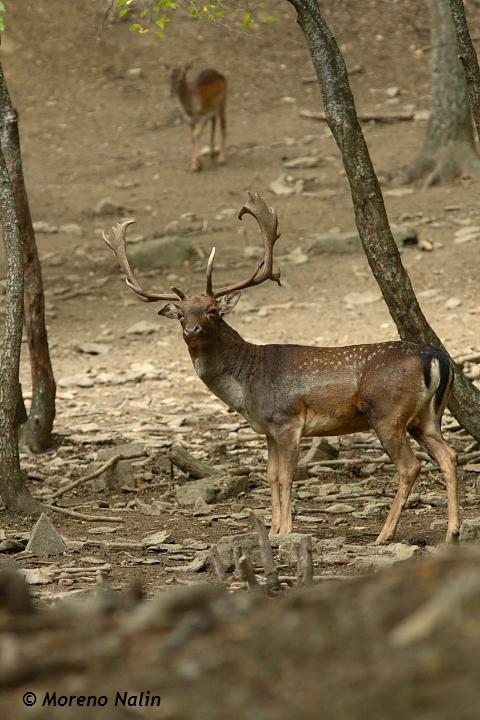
273,426,302,535
373,423,421,544
409,421,460,543
190,121,206,171
266,435,281,535
218,104,226,164
209,116,216,159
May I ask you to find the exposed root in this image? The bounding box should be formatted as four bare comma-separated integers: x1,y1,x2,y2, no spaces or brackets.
394,141,480,188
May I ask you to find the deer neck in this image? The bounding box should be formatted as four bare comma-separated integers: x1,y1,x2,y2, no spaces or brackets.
176,78,195,119
188,321,256,412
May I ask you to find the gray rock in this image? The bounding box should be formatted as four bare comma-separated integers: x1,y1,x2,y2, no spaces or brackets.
353,543,420,573
301,437,339,465
216,533,260,571
90,459,133,491
97,443,146,461
430,519,448,532
273,533,313,564
323,503,356,514
352,500,390,519
175,475,249,507
308,224,417,255
25,513,66,556
130,236,194,269
93,197,125,216
193,497,211,516
460,518,480,542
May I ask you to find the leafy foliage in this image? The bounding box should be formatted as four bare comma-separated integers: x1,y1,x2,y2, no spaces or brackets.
0,2,6,33
113,0,274,38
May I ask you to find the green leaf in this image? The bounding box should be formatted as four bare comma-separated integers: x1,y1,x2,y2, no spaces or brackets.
119,8,130,17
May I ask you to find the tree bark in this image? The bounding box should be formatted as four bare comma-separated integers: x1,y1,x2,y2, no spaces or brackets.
400,0,480,187
448,0,480,140
0,143,41,513
0,61,56,452
287,0,480,441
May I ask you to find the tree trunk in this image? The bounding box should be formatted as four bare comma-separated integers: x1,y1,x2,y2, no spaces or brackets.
400,0,480,186
0,61,56,452
287,0,480,441
0,143,41,513
448,0,480,140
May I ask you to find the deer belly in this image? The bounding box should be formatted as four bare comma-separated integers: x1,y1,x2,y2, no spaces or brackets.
303,414,342,436
303,409,369,437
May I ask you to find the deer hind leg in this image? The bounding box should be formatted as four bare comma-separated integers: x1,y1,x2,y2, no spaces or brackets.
266,436,281,536
373,422,422,544
218,104,226,165
209,116,216,159
409,414,459,544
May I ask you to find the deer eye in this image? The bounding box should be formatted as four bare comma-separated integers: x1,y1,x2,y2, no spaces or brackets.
207,308,218,318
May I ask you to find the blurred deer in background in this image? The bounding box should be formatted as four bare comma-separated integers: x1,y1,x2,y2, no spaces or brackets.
104,192,460,544
169,63,227,171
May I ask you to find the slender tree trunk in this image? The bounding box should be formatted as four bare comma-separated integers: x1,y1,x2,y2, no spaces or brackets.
287,0,480,441
400,0,480,187
448,0,480,139
0,143,41,513
0,61,56,452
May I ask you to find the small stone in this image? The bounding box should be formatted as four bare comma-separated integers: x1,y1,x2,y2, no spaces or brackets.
385,86,400,98
32,221,58,234
142,530,174,547
25,513,66,556
193,497,211,516
59,223,83,237
343,290,382,307
269,173,304,196
283,155,321,169
93,197,125,216
126,320,158,336
126,67,142,78
324,503,356,514
460,518,480,542
445,297,462,310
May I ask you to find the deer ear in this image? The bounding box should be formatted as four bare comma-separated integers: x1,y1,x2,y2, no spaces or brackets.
158,303,182,320
218,291,241,316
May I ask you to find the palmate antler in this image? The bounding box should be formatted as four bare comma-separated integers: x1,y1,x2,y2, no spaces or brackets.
102,220,184,302
206,190,282,298
104,192,281,303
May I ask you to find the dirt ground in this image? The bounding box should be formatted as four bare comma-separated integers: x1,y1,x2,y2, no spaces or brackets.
1,0,480,603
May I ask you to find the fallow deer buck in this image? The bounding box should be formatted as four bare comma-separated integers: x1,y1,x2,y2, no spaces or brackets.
103,191,460,544
169,63,227,171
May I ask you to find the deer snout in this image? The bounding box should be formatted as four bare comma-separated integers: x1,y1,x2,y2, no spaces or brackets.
184,325,202,340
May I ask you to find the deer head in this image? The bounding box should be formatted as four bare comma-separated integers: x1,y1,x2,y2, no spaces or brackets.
103,191,281,349
168,62,193,97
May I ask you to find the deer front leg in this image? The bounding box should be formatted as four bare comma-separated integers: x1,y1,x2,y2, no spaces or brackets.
209,116,216,159
266,436,281,535
190,122,203,172
218,104,226,165
272,426,302,535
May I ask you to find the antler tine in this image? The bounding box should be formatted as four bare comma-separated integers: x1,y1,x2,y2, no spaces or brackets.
205,247,216,296
213,191,281,299
103,220,183,303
